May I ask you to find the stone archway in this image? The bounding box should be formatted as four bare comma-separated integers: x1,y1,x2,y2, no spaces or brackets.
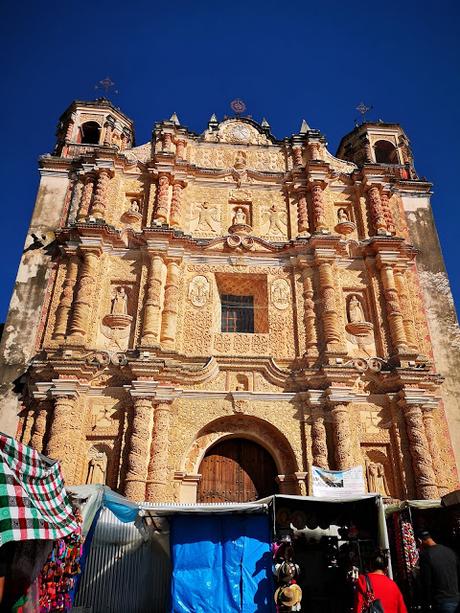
176,415,300,503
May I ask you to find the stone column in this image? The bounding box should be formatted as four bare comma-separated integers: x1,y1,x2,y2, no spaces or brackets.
300,268,318,358
154,174,170,224
311,408,328,469
175,139,186,158
146,401,173,502
160,260,181,348
170,182,184,228
292,146,303,166
53,255,79,340
380,191,395,233
67,249,101,342
29,400,50,453
394,268,417,350
296,190,310,235
90,169,111,218
65,116,75,141
423,409,448,495
367,186,387,235
46,394,82,483
103,120,114,146
77,175,95,221
403,404,438,499
317,259,341,347
141,254,165,345
162,133,173,152
124,397,154,501
310,182,328,232
379,262,407,353
331,403,352,470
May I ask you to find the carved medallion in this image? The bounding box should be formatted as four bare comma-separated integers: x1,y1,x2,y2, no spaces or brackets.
271,278,290,310
188,275,210,307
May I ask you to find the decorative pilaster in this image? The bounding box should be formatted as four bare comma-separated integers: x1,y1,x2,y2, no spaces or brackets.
300,268,318,358
394,268,417,350
175,139,186,158
379,262,407,353
162,133,173,152
403,403,438,499
141,254,164,345
423,409,448,496
154,174,170,224
160,260,181,348
65,116,75,141
380,191,395,234
146,401,173,502
331,403,352,470
53,255,79,340
77,175,95,221
310,182,328,232
311,409,328,469
67,249,101,342
292,146,303,166
124,397,154,501
90,169,111,218
29,401,50,453
103,119,114,146
367,186,387,235
170,182,184,228
317,259,341,347
296,190,310,235
46,394,82,483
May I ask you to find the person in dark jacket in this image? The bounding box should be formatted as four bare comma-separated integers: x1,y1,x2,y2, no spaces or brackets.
419,530,460,613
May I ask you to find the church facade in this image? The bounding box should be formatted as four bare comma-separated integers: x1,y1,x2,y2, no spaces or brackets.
0,98,459,502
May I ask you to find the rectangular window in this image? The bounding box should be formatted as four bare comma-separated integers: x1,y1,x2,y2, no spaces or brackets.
221,294,254,333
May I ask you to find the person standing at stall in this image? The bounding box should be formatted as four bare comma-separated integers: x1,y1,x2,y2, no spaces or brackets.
354,550,408,613
418,530,460,613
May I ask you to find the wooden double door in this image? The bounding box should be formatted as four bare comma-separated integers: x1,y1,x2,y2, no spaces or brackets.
197,438,278,503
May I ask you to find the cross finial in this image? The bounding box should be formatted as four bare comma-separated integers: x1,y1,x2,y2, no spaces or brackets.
230,99,246,116
95,76,118,96
356,102,372,124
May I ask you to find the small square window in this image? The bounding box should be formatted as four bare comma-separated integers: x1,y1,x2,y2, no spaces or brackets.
221,295,254,333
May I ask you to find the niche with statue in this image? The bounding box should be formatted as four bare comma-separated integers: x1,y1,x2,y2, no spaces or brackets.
335,206,356,236
101,285,133,349
121,195,143,224
345,293,374,348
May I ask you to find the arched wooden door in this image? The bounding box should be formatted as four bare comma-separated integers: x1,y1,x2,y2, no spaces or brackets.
197,438,279,503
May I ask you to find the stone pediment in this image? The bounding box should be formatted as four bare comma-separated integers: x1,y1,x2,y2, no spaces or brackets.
203,119,273,145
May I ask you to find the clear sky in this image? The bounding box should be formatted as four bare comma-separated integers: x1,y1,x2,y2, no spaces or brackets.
0,0,459,321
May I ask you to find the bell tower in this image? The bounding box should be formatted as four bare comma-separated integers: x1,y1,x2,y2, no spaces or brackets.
54,98,135,158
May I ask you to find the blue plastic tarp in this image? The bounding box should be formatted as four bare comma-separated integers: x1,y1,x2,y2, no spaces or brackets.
170,514,274,613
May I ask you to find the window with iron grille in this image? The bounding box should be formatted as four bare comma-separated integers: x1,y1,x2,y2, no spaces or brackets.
221,295,254,333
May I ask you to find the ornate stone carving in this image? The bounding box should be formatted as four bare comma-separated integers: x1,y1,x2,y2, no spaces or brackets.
86,446,108,485
146,402,173,502
367,186,388,235
68,249,101,341
380,191,395,234
311,409,328,469
317,260,341,346
160,260,181,348
292,146,303,166
403,404,438,499
154,174,170,224
124,397,154,500
366,461,389,496
46,395,83,483
296,191,310,235
300,270,318,357
170,182,184,228
423,409,448,495
141,254,164,345
380,264,407,353
91,169,111,218
335,207,356,235
192,202,219,233
310,182,328,232
261,204,287,236
331,403,352,470
53,255,79,340
121,198,142,224
394,269,417,350
271,278,290,310
77,175,95,221
29,401,50,453
188,275,210,307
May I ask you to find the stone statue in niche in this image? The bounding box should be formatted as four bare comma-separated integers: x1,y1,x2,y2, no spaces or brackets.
130,199,140,213
335,207,356,236
121,198,142,223
188,275,210,307
194,201,219,232
101,286,133,349
338,208,349,223
263,204,287,234
86,447,108,485
348,294,365,323
233,207,247,225
366,461,389,496
111,286,128,315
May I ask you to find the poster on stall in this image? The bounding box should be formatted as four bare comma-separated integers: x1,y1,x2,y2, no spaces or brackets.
312,465,366,498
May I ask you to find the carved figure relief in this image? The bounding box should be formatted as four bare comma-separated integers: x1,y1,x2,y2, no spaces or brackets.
86,446,108,485
345,293,374,352
262,204,287,235
366,461,389,496
112,286,128,315
348,294,365,323
121,197,143,224
192,202,219,233
271,278,290,310
188,275,210,307
233,207,247,225
335,207,356,236
101,285,133,350
234,151,247,168
92,405,114,429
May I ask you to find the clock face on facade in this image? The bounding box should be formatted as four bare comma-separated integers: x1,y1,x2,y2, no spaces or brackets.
230,123,251,143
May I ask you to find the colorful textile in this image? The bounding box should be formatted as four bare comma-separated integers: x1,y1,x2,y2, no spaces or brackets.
0,433,78,546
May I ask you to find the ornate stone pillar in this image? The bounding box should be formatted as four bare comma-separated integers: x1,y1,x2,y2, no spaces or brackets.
300,268,318,358
53,255,79,340
162,133,173,152
103,120,114,146
175,139,186,159
296,190,310,235
367,186,387,235
65,116,75,141
30,401,50,453
160,260,181,348
292,146,303,166
146,401,173,502
316,258,341,347
141,254,164,345
311,408,328,469
394,268,417,350
77,175,95,221
379,262,407,353
124,397,154,501
154,174,170,224
330,403,352,470
90,168,111,218
403,403,438,499
46,394,82,483
67,249,101,342
423,409,448,495
380,191,395,233
310,182,328,232
170,182,184,228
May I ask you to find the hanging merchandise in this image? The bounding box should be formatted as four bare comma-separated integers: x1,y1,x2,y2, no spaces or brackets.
272,535,302,612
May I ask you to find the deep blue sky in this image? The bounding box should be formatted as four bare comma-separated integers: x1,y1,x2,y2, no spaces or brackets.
1,1,459,321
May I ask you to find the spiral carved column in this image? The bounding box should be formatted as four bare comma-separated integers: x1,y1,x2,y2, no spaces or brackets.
296,190,310,235
292,146,303,166
403,404,438,499
423,409,447,495
367,186,387,235
175,139,186,158
331,403,352,470
310,182,328,232
317,260,341,346
103,120,114,146
67,249,101,342
394,268,417,350
46,395,82,483
380,263,407,353
380,191,395,233
311,409,329,469
30,401,51,453
300,269,318,357
146,402,173,502
90,169,111,218
53,255,79,340
154,174,170,224
124,397,154,501
141,254,165,346
170,182,184,228
160,260,181,348
77,175,95,221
